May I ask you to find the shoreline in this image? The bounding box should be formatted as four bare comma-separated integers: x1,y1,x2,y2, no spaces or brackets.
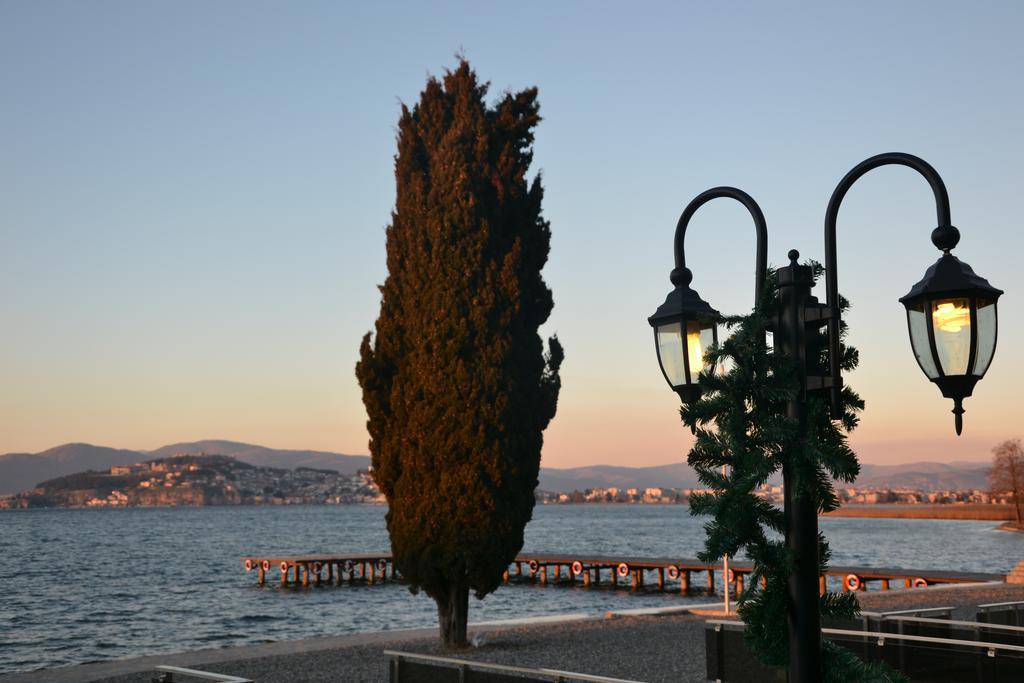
822,503,1014,521
8,585,1024,683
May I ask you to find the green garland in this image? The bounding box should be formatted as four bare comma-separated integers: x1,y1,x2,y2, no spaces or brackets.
681,264,906,682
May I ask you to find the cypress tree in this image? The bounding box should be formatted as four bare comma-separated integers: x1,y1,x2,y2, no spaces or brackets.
356,60,563,648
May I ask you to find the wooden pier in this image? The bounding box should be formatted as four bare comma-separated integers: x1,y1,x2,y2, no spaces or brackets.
243,551,1001,594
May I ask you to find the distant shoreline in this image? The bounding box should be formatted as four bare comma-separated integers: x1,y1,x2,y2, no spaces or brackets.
823,503,1015,521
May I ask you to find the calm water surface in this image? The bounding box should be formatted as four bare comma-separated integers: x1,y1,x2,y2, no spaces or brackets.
1,505,1022,674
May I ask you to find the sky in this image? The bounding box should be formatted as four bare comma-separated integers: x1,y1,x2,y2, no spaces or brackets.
2,1,1023,468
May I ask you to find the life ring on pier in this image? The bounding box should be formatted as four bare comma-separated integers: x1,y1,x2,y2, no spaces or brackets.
344,560,354,572
313,562,322,574
529,560,539,573
913,577,928,588
244,559,253,572
727,568,736,583
571,561,584,575
377,559,388,572
617,563,630,577
261,560,270,572
844,574,861,592
666,565,680,581
280,562,289,573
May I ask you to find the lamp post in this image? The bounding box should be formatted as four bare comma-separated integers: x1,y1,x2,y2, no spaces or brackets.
649,153,1003,683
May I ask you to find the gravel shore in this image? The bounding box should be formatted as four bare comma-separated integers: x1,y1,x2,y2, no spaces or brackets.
7,582,1024,683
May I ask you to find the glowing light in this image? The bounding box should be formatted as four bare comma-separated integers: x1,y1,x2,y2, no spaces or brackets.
932,301,970,333
687,329,704,377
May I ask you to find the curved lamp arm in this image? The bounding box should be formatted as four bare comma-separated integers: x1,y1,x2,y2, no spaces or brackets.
674,186,769,302
823,152,953,413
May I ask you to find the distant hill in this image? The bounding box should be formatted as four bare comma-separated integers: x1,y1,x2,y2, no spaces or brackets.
0,440,371,495
0,444,149,496
0,440,991,496
146,440,370,474
537,460,991,493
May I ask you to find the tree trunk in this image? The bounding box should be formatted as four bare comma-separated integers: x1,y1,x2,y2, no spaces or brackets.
436,581,469,648
1011,460,1022,526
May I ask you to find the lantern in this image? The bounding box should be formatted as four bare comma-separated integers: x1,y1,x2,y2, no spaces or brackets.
648,266,718,403
899,237,1003,435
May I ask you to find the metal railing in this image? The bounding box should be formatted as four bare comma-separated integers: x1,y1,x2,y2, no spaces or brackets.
977,600,1024,627
384,650,645,683
151,665,253,683
707,619,1024,682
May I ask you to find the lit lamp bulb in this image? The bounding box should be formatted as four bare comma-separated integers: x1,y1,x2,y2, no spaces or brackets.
687,328,704,377
932,301,970,332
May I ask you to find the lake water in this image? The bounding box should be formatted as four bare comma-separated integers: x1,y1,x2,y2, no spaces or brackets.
1,505,1022,674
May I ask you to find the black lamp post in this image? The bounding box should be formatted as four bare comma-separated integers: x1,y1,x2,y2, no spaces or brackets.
648,187,768,402
650,153,1003,683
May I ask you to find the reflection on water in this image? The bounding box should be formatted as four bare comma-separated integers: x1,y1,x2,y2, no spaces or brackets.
1,504,1020,673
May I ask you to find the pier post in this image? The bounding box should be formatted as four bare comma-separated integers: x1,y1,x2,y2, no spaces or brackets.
735,573,744,597
258,566,265,586
632,570,639,591
593,568,599,586
658,568,665,591
819,576,826,595
706,569,715,594
281,565,288,588
335,563,343,586
540,566,547,586
554,564,561,582
515,562,522,577
881,579,890,591
369,563,376,585
611,568,617,588
327,562,333,585
301,564,309,588
904,578,912,589
314,565,321,587
503,570,510,584
680,570,689,594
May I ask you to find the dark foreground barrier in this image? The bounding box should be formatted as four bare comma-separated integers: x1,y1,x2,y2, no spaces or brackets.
706,620,1024,683
977,601,1024,627
384,650,643,683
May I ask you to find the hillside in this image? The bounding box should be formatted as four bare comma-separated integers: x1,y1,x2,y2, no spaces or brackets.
1,454,380,508
0,440,992,497
0,441,371,495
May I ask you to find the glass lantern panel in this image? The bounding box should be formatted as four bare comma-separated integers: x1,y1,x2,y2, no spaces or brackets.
656,322,687,387
932,298,971,376
972,298,997,377
908,305,939,379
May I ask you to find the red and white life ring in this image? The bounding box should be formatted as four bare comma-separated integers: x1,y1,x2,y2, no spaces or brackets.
313,562,322,574
280,561,289,573
244,559,253,572
666,565,680,581
844,574,861,592
571,561,584,575
617,562,630,577
913,577,928,588
261,560,270,572
377,559,388,572
529,560,539,573
344,560,354,572
727,568,736,583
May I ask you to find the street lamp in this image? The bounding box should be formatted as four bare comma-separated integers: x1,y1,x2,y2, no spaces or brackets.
653,153,1003,683
899,246,1003,435
649,187,768,403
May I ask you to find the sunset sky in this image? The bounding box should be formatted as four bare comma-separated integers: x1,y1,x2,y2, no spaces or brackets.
3,1,1023,468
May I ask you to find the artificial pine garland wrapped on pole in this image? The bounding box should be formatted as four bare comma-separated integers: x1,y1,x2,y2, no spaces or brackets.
681,264,905,682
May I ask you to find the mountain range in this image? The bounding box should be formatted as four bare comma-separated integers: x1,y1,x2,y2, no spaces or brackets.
0,440,992,496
